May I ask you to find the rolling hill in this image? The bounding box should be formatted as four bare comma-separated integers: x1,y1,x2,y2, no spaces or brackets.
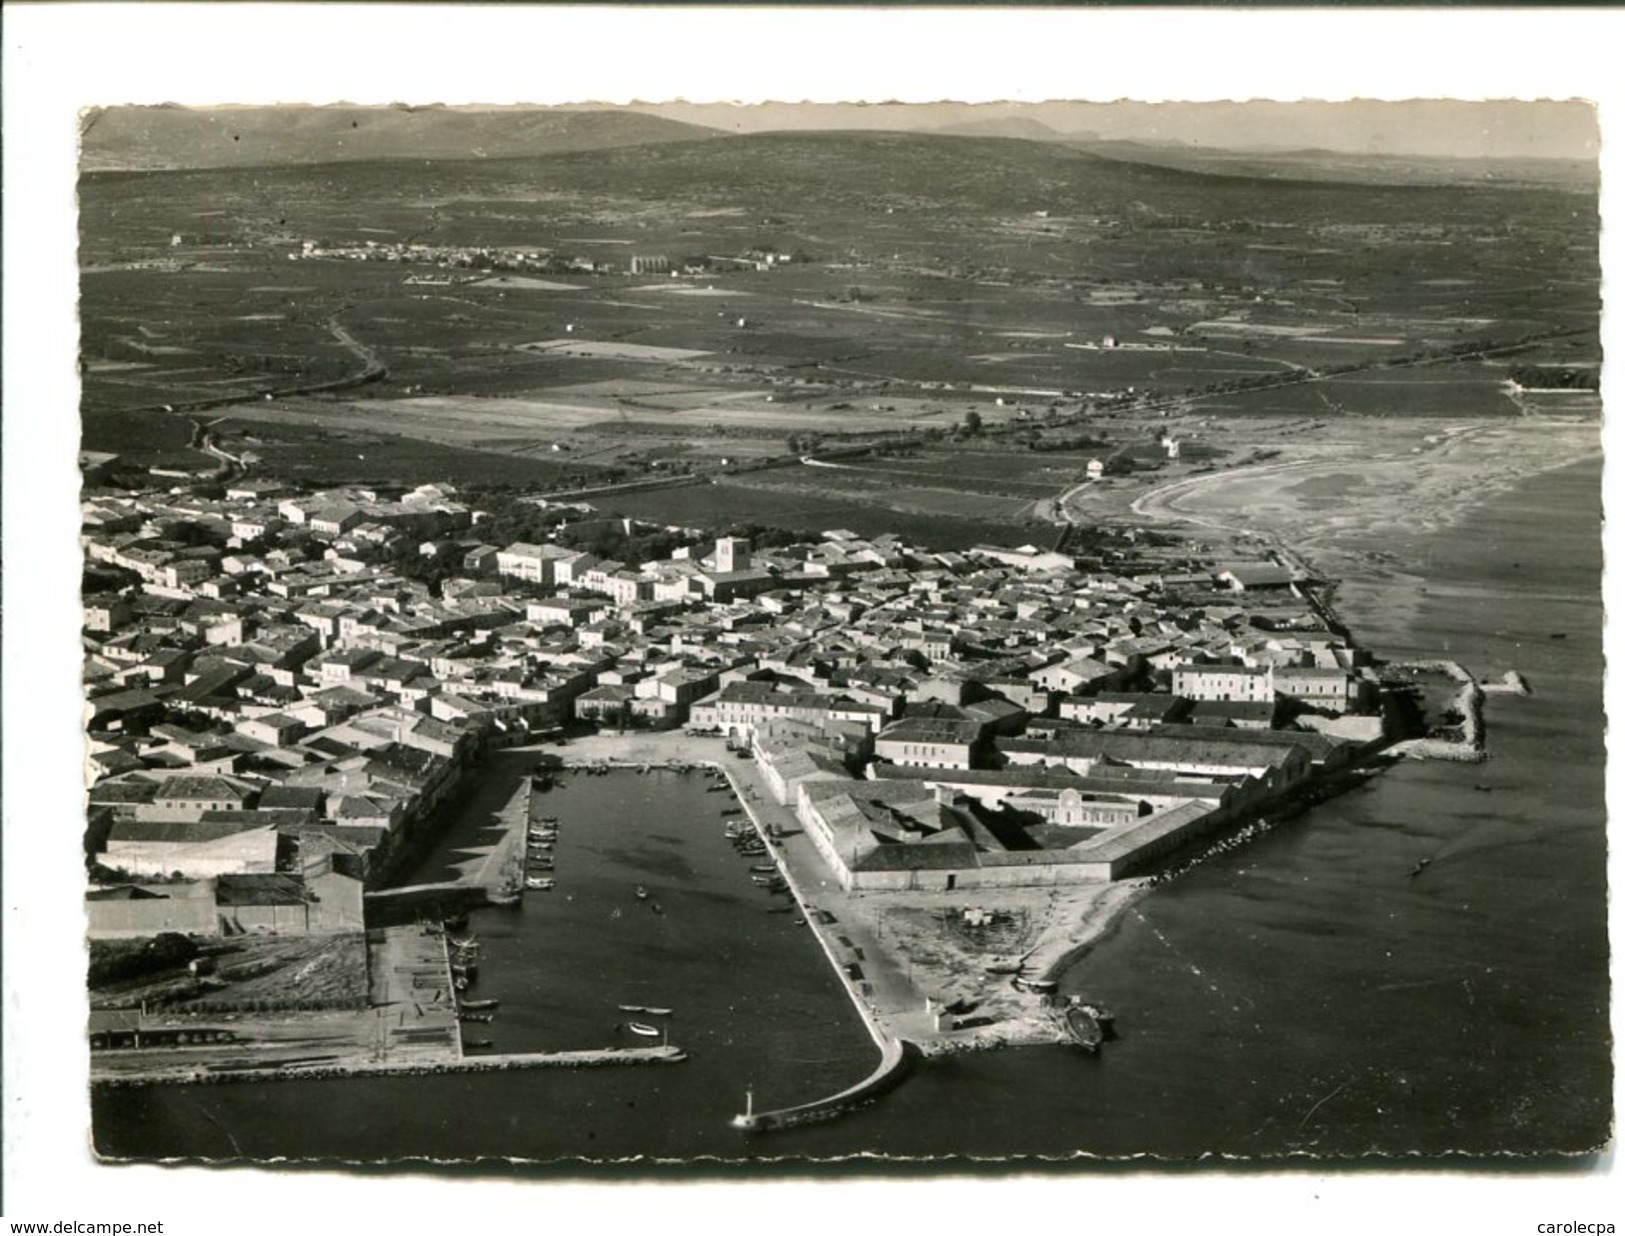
79,104,724,172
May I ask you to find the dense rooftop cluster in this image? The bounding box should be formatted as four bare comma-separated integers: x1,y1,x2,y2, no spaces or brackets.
82,466,1387,914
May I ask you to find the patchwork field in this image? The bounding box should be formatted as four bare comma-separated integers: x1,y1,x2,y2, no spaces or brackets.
78,131,1599,547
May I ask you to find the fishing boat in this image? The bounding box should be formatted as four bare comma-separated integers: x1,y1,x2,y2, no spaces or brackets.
459,998,499,1011
627,1022,661,1038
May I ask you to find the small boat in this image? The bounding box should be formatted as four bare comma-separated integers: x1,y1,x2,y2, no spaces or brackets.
751,875,774,885
1064,1004,1104,1052
447,934,477,950
619,1004,674,1017
539,815,560,824
1474,784,1494,793
721,807,743,817
458,1011,494,1024
1550,632,1568,640
985,963,1024,976
650,902,664,915
749,864,777,873
627,1022,661,1038
635,886,650,900
463,1038,494,1050
1409,857,1433,879
767,905,793,915
526,877,555,891
459,998,499,1011
792,918,805,926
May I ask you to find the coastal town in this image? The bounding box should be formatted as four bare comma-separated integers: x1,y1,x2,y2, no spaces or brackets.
78,450,1459,1110
55,90,1604,1164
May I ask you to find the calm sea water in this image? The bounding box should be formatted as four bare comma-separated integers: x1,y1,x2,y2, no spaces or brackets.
93,458,1609,1163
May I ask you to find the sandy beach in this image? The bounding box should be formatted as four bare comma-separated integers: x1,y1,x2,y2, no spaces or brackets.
1124,415,1600,574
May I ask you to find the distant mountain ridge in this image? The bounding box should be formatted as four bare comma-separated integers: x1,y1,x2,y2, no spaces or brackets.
79,105,1596,194
79,105,724,172
1059,138,1598,191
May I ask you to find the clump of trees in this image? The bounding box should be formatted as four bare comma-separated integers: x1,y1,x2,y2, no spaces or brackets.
89,933,200,989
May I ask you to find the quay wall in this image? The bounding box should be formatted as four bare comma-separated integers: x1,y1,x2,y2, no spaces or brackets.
712,761,915,1133
94,1044,687,1089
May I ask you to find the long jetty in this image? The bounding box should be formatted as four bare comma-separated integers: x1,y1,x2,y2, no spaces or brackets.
96,1044,688,1088
711,760,915,1133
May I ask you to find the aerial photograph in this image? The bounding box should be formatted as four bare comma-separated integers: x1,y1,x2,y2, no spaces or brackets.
71,96,1607,1167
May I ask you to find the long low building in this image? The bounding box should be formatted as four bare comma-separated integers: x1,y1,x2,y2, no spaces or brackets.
795,776,1233,890
996,728,1315,787
690,680,890,739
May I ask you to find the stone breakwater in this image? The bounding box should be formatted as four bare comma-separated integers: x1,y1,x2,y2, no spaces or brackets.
95,1044,688,1088
1390,659,1487,764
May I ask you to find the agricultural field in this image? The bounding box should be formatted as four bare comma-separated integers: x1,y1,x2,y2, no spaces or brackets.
592,473,1052,550
78,127,1599,533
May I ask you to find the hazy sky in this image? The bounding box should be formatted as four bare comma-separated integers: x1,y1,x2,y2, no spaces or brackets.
632,100,1597,160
